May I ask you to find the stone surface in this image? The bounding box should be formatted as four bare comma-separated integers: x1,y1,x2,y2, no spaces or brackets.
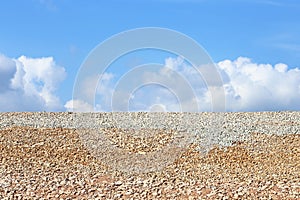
0,112,299,199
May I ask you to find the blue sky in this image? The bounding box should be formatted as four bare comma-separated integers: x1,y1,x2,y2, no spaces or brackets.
0,0,300,111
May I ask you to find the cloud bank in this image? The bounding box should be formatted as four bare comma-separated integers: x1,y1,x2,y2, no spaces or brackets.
66,56,300,112
0,54,66,111
219,57,300,111
3,52,298,112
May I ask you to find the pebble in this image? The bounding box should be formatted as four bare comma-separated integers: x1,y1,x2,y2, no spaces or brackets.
0,112,299,199
0,112,299,148
114,181,123,186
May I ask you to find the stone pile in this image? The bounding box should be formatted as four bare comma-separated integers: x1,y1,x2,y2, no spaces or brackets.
0,112,299,199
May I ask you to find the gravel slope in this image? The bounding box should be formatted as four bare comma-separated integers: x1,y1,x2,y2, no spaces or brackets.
0,112,299,199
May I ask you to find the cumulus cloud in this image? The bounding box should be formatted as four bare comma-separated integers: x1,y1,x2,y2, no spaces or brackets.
219,57,300,111
0,54,66,111
65,72,115,112
69,56,300,112
64,99,94,112
66,56,220,112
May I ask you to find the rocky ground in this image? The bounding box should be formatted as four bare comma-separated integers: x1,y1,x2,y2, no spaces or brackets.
0,112,299,199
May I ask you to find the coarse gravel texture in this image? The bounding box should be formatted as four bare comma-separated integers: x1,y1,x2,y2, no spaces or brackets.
0,112,299,199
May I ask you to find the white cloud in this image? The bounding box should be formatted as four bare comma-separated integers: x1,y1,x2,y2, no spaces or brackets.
0,54,66,111
64,72,115,112
76,56,300,112
219,57,300,111
64,99,93,112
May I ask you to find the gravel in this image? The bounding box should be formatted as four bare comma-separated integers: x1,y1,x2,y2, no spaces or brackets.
0,111,299,199
1,111,299,145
